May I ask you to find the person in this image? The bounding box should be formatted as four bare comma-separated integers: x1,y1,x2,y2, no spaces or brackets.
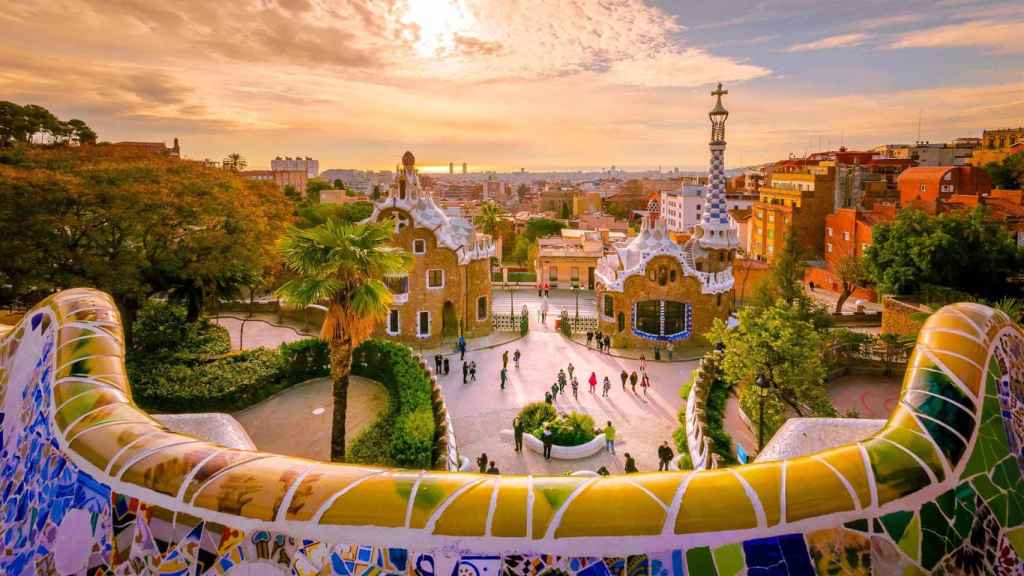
602,376,611,397
544,282,550,297
462,361,469,384
469,361,477,382
641,372,650,398
443,356,450,375
595,330,603,350
588,371,598,394
513,416,524,452
658,441,674,471
538,282,543,297
620,369,629,390
541,299,549,324
809,280,815,292
502,350,509,370
486,461,500,475
639,354,647,372
571,376,579,400
596,466,611,476
629,370,638,394
458,335,466,360
476,452,488,473
624,452,638,474
544,390,553,404
500,367,508,390
586,331,593,347
603,334,610,352
667,341,674,361
551,381,559,400
567,362,575,381
558,369,567,391
513,349,521,368
654,345,661,361
434,354,442,374
542,424,553,460
604,421,616,454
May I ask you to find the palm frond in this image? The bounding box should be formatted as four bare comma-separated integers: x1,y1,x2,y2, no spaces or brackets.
276,277,343,307
350,279,394,320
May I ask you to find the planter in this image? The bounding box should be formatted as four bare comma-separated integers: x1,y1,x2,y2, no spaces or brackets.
523,432,607,460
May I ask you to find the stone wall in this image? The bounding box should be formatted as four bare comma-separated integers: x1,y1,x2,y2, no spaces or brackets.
596,255,731,348
882,295,933,336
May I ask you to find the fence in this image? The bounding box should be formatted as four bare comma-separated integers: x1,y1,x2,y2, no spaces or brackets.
558,314,598,334
492,306,529,333
685,365,717,471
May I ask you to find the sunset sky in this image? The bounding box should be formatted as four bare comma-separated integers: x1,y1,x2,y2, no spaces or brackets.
2,0,1023,171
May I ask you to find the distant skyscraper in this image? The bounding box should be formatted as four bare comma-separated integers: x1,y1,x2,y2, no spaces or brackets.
449,162,454,174
462,162,467,174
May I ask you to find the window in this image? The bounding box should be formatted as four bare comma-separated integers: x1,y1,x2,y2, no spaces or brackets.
427,269,444,289
617,312,625,332
417,311,430,337
633,300,692,340
603,294,614,318
826,242,833,253
387,310,400,335
919,184,927,193
477,296,488,321
670,269,677,283
842,231,850,241
549,266,558,281
384,275,409,296
658,267,667,286
827,227,833,237
413,239,426,254
571,267,579,283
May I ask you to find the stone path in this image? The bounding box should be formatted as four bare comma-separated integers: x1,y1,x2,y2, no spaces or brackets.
233,376,389,460
828,372,902,419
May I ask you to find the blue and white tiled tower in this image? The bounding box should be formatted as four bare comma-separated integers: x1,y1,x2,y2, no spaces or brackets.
697,82,740,250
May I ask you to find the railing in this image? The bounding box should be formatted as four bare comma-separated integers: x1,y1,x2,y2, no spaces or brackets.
685,365,717,470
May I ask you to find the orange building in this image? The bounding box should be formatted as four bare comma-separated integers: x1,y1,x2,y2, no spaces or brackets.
750,162,836,262
897,166,992,214
240,169,308,192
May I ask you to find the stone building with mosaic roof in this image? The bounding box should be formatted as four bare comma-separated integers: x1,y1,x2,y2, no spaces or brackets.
365,151,495,347
595,84,738,348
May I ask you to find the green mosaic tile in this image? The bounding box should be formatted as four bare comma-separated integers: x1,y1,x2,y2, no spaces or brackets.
919,483,978,569
626,555,648,576
962,398,1011,479
988,492,1009,526
911,368,976,415
993,456,1023,490
685,546,717,576
920,502,947,569
865,439,934,505
872,518,884,534
711,543,743,576
971,473,1001,502
845,518,869,532
898,513,920,561
1008,488,1024,527
1007,526,1024,558
880,510,913,542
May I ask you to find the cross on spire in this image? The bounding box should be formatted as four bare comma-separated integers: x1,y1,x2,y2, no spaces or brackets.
712,82,728,99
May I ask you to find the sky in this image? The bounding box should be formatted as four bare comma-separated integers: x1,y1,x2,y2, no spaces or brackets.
2,0,1023,172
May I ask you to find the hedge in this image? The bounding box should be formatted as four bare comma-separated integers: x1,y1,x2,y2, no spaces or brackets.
127,301,330,413
508,271,536,283
348,339,437,468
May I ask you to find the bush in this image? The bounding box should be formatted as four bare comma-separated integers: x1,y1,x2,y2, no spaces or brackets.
279,338,330,384
517,403,595,447
518,402,556,433
131,301,230,358
508,271,536,283
349,339,438,468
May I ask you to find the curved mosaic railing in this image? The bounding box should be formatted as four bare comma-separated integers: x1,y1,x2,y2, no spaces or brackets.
684,367,715,470
2,288,1024,574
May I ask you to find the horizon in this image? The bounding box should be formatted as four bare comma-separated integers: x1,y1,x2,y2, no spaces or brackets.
3,0,1023,171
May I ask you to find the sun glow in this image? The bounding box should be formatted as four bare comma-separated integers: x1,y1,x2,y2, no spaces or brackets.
401,0,477,57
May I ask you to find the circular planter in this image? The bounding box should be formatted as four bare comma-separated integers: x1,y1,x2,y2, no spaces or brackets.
522,432,607,460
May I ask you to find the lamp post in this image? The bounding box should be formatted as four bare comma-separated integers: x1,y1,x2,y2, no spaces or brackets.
572,282,580,319
755,373,771,451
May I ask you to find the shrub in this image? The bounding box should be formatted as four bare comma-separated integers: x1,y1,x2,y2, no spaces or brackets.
349,339,438,468
131,301,230,358
279,338,330,384
546,412,596,447
508,271,537,283
518,402,556,433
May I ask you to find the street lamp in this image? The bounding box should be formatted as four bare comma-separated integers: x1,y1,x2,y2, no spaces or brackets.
755,373,771,451
572,282,581,319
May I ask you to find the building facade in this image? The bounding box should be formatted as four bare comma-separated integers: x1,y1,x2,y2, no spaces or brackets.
897,165,992,214
271,156,319,178
535,231,605,290
750,163,836,262
595,84,737,348
662,186,754,234
972,128,1024,166
240,169,308,192
366,151,494,347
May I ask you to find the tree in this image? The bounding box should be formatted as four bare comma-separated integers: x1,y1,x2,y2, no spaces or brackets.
333,178,344,189
560,200,571,219
708,302,837,441
295,202,373,229
0,145,291,340
222,153,247,172
371,184,382,201
0,101,96,147
524,217,565,241
984,152,1024,190
864,207,1023,300
473,201,504,238
276,220,411,461
306,179,333,205
833,252,868,314
282,184,302,203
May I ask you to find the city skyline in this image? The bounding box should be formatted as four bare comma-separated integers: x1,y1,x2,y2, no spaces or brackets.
2,0,1023,171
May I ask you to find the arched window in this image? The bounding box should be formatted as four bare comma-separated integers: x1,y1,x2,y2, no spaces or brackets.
632,300,691,340
617,312,625,332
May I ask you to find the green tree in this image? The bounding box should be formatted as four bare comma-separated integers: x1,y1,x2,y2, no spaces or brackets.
306,179,333,204
864,207,1023,299
0,102,96,146
371,184,382,201
222,152,247,171
333,178,344,189
984,152,1024,190
282,184,302,203
708,302,836,443
560,200,571,219
524,217,565,241
276,220,411,461
474,201,504,238
833,252,868,314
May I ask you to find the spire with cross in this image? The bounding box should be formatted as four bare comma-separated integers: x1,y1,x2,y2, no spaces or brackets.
697,82,740,249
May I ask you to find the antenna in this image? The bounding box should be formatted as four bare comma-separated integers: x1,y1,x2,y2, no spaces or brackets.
917,110,922,142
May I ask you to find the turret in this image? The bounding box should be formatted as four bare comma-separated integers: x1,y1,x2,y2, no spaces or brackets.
697,83,740,250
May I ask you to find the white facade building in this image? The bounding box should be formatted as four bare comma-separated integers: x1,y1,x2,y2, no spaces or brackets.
661,186,754,233
271,156,320,178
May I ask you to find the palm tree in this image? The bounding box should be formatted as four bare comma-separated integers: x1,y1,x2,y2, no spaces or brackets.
473,200,504,238
223,153,247,172
276,219,411,461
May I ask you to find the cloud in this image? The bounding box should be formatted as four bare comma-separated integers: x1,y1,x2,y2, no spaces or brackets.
785,33,870,52
886,19,1024,53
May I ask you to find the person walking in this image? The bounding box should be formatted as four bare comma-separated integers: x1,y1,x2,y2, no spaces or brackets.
624,453,638,474
486,461,500,475
502,350,509,370
513,416,524,452
588,371,598,394
542,424,553,460
567,362,575,381
595,330,603,350
602,376,611,397
620,369,629,390
586,331,593,347
458,335,466,360
544,282,550,298
434,354,442,375
658,441,674,471
571,376,579,400
544,390,553,404
513,349,521,368
604,421,616,454
603,334,610,353
476,452,488,473
541,299,549,324
469,361,477,382
629,370,638,394
443,356,450,375
462,361,469,384
557,369,567,393
550,381,559,400
538,282,543,297
500,367,508,390
641,372,650,398
639,354,647,372
667,341,674,361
